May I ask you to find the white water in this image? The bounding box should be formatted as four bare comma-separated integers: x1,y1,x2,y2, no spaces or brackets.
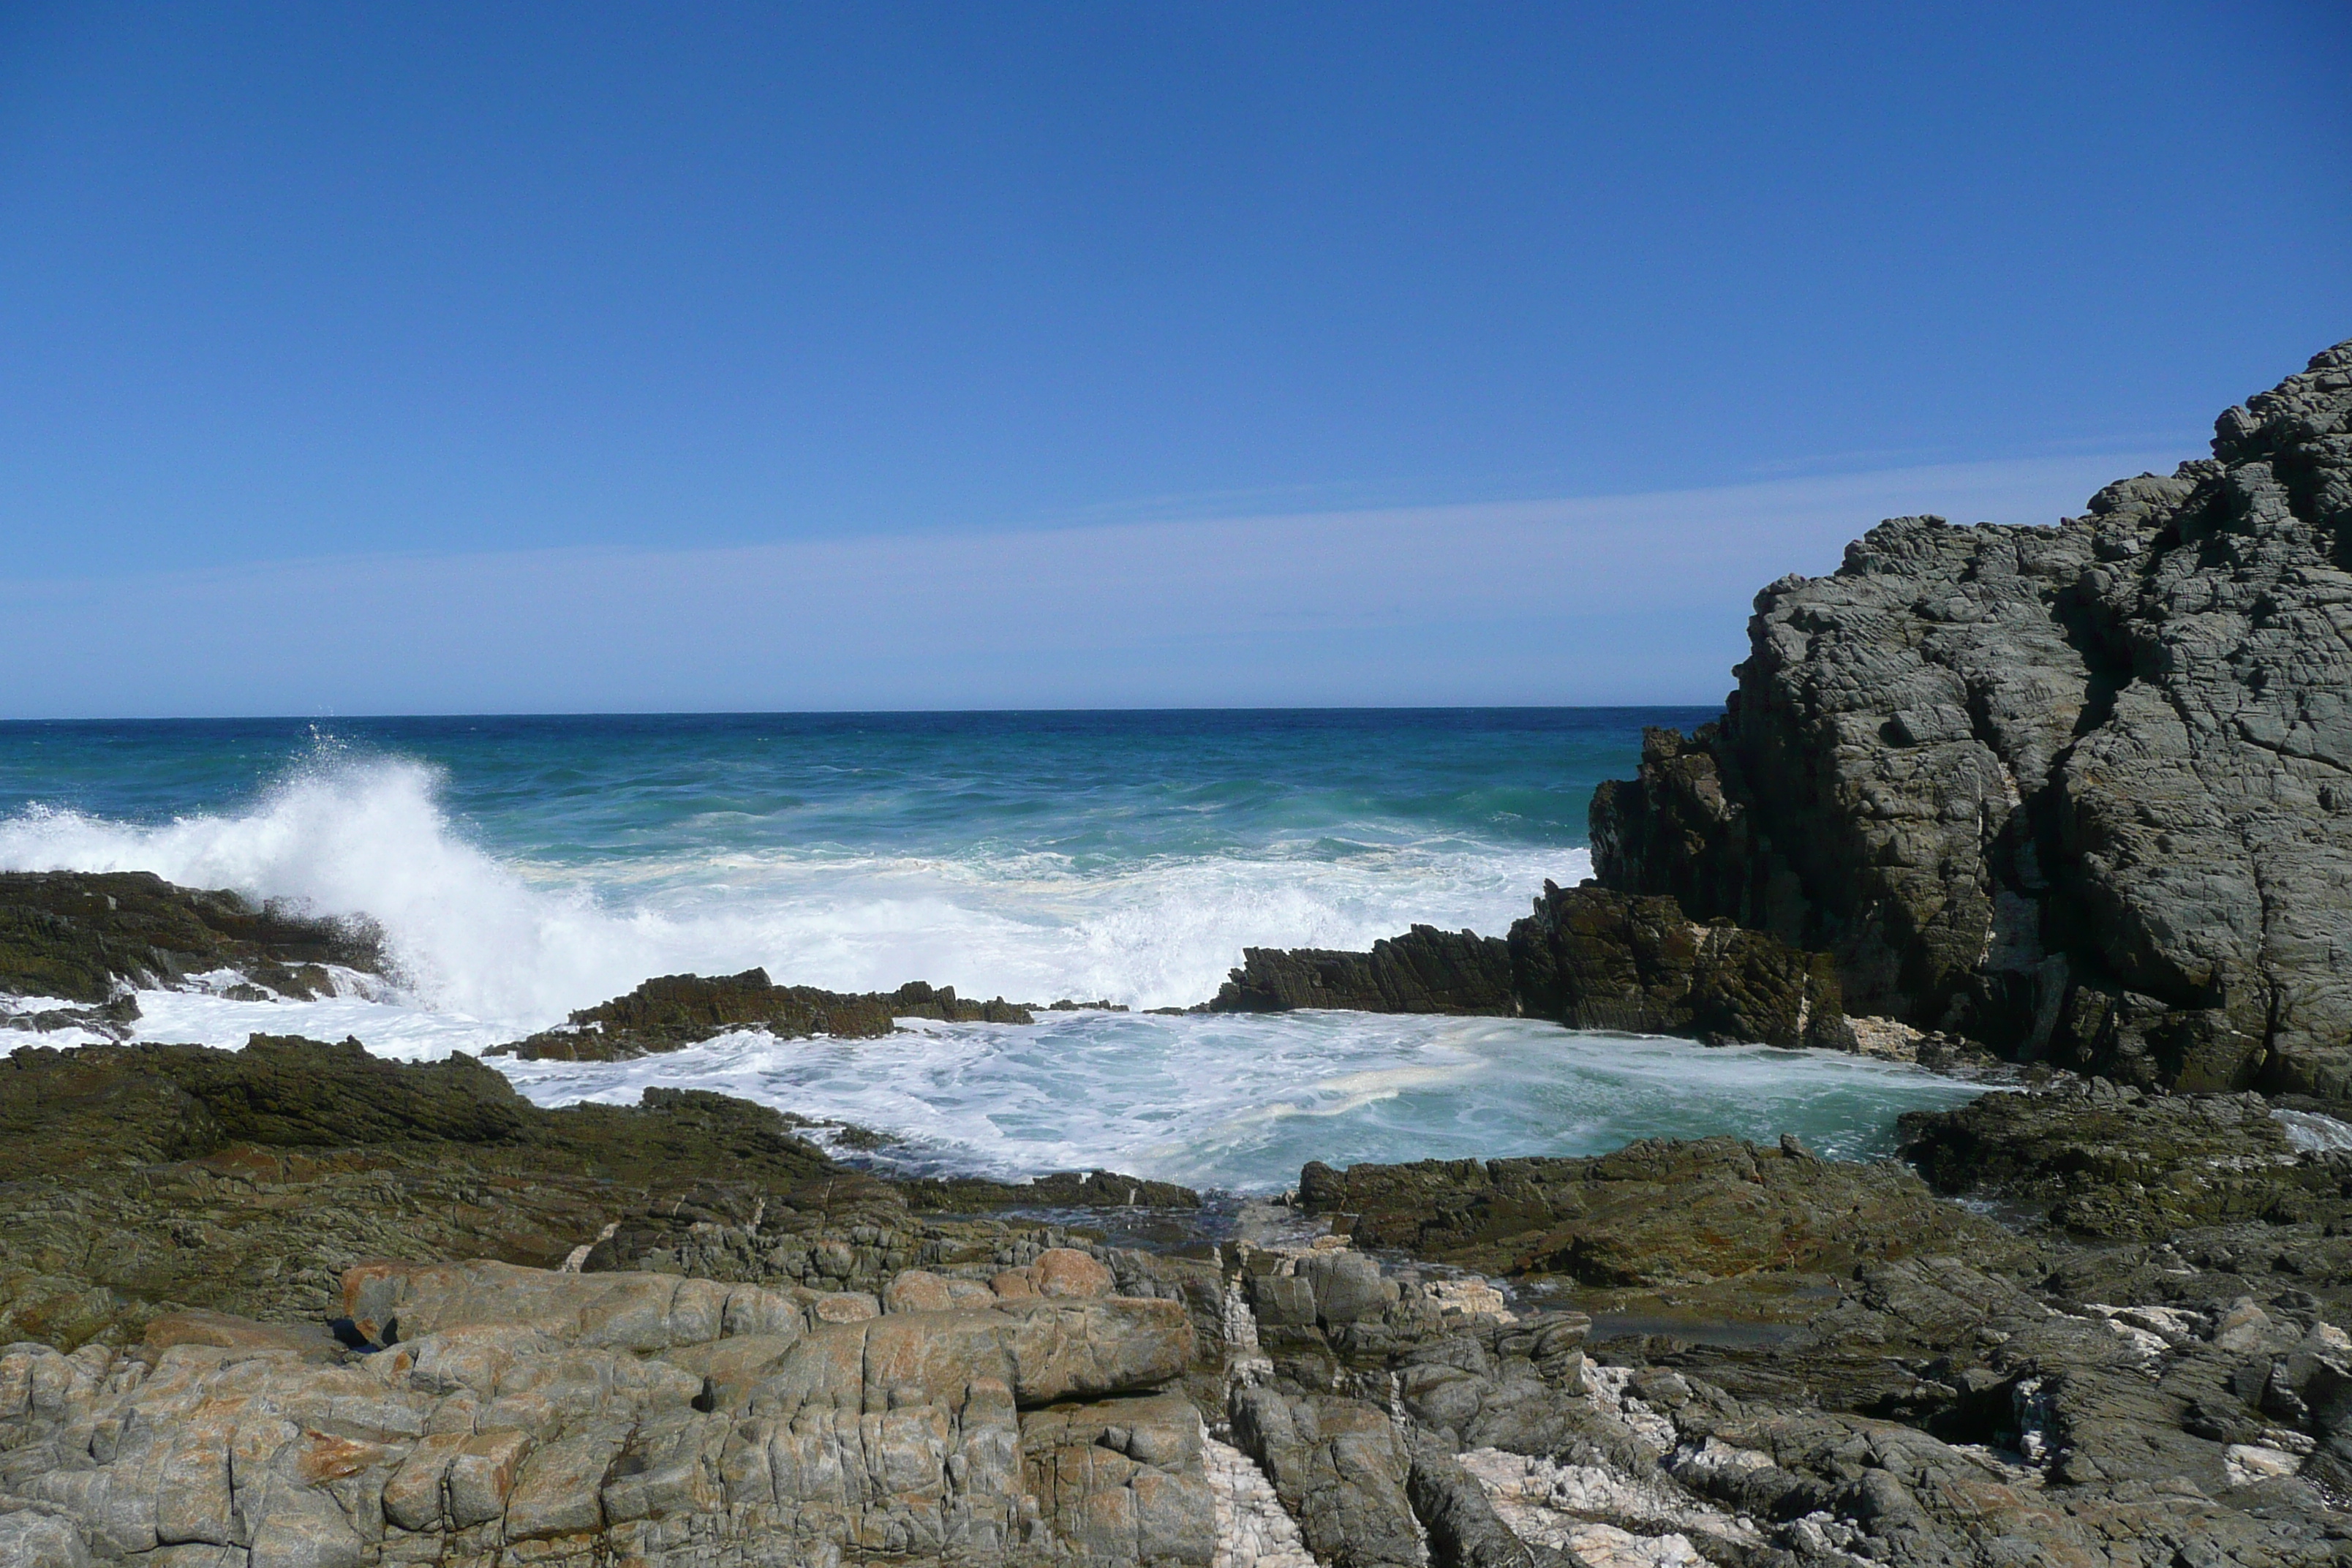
0,758,1585,1026
491,1013,1988,1192
0,749,1988,1190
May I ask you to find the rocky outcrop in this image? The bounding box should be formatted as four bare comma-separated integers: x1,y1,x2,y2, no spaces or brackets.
0,1038,1196,1354
1268,1131,2352,1565
0,1254,1211,1568
0,870,382,1012
491,971,1033,1062
1210,927,1514,1017
18,1066,2352,1564
1900,1077,2352,1241
1210,889,1847,1052
1299,1136,2015,1287
1509,882,1847,1049
1591,342,2352,1097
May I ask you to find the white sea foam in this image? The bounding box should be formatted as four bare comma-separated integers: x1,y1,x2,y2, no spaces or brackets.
0,756,1589,1028
0,751,1998,1190
489,1011,1989,1192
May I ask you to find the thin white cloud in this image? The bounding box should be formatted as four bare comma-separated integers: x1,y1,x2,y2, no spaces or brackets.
4,450,2186,717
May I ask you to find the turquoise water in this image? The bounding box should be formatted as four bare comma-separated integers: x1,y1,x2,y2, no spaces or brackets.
0,710,1986,1189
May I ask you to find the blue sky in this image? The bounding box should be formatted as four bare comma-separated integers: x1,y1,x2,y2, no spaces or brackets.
2,1,2346,715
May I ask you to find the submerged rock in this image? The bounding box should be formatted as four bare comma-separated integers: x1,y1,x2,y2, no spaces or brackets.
1590,342,2352,1097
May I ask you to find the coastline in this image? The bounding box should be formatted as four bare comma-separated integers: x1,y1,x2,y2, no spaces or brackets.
5,339,2351,1567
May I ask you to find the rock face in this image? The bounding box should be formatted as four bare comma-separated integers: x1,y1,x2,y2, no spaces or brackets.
1210,889,1846,1051
492,971,1033,1062
0,1254,1211,1568
0,870,382,1013
1591,342,2352,1096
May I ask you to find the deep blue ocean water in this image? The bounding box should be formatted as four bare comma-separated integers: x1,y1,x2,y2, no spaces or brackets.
0,709,1986,1189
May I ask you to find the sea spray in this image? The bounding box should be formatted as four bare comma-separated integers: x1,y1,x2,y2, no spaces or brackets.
0,735,1594,1022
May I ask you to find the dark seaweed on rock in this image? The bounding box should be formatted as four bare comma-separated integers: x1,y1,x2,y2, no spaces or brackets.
0,868,382,1004
1300,1135,2016,1286
1591,341,2352,1098
1900,1077,2352,1242
897,1169,1202,1213
491,968,1035,1060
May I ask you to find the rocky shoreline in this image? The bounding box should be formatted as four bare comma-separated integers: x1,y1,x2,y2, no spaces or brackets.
4,340,2351,1566
9,1029,2352,1567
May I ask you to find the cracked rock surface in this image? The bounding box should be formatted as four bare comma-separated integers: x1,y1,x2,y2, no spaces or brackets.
1591,341,2352,1096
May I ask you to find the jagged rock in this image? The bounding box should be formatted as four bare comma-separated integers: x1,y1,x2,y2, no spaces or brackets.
1206,888,1847,1053
0,870,381,1004
1227,1387,1425,1568
1591,342,2352,1097
1509,881,1846,1050
492,970,1034,1061
1210,927,1514,1015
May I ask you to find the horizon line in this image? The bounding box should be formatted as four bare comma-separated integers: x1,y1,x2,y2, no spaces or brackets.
0,702,1732,725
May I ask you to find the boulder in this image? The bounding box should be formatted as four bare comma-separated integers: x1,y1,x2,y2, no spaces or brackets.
1227,1387,1425,1568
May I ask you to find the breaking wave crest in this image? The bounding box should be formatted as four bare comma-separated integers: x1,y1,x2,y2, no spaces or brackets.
0,754,1588,1028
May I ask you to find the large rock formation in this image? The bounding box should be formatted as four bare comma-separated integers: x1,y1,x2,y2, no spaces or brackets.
1591,341,2352,1096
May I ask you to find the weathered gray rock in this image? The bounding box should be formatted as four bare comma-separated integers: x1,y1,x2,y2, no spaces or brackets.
0,1258,1208,1568
1509,882,1847,1050
1591,342,2352,1096
1227,1388,1424,1568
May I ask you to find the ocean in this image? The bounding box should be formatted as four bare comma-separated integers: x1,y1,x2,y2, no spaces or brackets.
0,709,1985,1189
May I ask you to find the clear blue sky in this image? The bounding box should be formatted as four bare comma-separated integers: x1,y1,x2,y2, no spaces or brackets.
2,1,2346,715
